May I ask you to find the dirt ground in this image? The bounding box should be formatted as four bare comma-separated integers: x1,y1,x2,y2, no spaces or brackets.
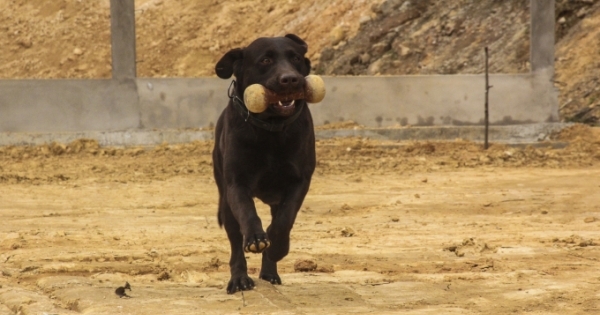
0,125,599,314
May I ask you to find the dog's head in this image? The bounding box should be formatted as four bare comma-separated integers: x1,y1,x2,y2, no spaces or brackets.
215,34,312,117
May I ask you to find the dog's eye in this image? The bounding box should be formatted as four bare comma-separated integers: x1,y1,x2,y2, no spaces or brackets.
292,55,302,63
260,58,272,65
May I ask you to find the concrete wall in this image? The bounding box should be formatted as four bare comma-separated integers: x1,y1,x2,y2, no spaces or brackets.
0,79,139,132
0,72,558,133
0,0,559,135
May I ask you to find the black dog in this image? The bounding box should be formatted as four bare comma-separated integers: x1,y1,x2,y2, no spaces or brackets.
213,34,316,294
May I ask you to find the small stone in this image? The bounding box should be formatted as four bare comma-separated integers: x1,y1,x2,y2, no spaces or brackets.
341,227,355,237
398,44,411,57
584,217,597,223
294,259,317,272
359,53,371,64
558,17,566,24
367,59,383,75
391,217,400,222
371,42,391,55
359,15,371,25
17,38,32,49
329,26,346,46
157,271,170,281
73,47,83,55
316,264,334,273
537,133,547,141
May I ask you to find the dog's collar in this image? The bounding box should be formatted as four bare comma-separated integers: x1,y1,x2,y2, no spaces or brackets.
228,80,304,132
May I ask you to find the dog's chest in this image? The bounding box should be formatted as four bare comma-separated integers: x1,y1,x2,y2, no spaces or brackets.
251,147,302,199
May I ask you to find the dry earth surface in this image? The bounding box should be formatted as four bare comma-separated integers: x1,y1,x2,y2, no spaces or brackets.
0,125,599,314
2,1,600,313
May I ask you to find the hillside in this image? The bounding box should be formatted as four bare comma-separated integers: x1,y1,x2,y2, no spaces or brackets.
0,0,598,123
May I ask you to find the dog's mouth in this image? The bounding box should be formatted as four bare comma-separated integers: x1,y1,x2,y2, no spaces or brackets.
269,92,304,117
270,99,297,116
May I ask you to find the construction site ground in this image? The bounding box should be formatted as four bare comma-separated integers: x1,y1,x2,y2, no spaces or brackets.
0,125,599,314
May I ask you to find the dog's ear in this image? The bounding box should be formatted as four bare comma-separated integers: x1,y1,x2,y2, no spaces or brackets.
285,34,308,52
215,48,243,79
285,34,311,74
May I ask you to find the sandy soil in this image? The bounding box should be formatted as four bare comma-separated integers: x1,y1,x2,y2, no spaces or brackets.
0,125,599,314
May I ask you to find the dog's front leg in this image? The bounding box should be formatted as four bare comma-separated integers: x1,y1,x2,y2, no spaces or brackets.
222,186,270,294
226,186,271,254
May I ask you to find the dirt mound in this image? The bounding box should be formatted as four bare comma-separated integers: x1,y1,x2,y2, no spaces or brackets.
316,0,531,76
135,0,381,77
555,2,600,125
0,0,381,78
1,0,600,124
0,0,111,79
551,124,600,142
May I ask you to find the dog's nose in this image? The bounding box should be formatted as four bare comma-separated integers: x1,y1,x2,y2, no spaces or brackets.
278,73,301,88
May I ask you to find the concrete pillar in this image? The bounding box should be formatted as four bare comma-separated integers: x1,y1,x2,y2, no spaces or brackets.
530,0,555,73
110,0,137,79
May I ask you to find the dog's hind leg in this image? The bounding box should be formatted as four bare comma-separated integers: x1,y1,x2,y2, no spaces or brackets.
267,179,310,262
260,180,311,284
221,198,255,294
259,205,283,285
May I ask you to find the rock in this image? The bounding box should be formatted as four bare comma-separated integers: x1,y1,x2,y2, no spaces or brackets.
584,217,597,223
359,53,371,64
397,44,411,57
17,38,32,49
359,15,371,25
341,227,355,237
294,259,317,272
367,58,383,75
329,26,346,46
537,133,547,141
157,271,170,281
371,41,391,56
316,264,334,273
340,203,353,211
558,17,567,24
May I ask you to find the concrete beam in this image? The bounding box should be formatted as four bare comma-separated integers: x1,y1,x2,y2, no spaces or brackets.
530,0,555,73
110,0,137,79
0,123,570,147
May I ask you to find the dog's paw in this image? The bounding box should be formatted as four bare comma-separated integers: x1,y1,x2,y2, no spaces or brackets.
244,234,271,253
227,275,255,294
259,273,282,285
